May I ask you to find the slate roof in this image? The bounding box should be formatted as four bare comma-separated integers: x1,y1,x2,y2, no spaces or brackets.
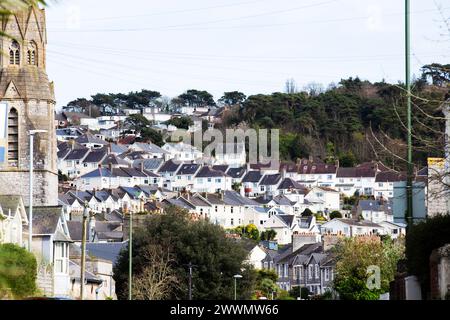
176,163,201,175
75,133,108,145
358,199,393,215
333,218,383,228
133,158,164,171
297,161,337,174
64,148,90,161
375,171,405,182
0,195,23,215
276,214,296,228
260,174,282,186
195,166,226,178
110,143,128,154
212,165,229,173
226,167,246,179
102,154,129,166
86,242,128,265
25,206,65,236
81,168,113,179
158,159,182,173
83,150,107,163
242,171,263,183
69,260,102,284
223,190,260,206
67,221,83,241
277,178,306,191
133,142,168,154
336,166,376,178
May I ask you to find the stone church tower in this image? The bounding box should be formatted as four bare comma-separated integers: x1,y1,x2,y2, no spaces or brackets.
0,6,58,206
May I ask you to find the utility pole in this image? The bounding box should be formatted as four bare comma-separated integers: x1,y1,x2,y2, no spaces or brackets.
405,0,414,230
128,210,133,300
80,202,89,300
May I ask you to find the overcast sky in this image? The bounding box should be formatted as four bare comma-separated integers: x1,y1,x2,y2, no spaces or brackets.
44,0,449,108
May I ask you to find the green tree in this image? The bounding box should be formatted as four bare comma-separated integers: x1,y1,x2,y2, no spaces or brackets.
330,211,342,219
260,229,276,241
333,237,404,300
339,151,357,167
0,243,37,299
178,89,216,108
302,208,313,217
125,114,151,131
219,91,246,106
113,206,256,300
140,127,164,146
166,116,194,130
245,224,260,241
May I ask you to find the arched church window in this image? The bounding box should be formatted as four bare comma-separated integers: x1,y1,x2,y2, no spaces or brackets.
8,108,19,166
27,41,37,65
9,40,20,65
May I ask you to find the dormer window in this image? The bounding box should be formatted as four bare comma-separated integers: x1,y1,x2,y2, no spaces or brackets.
9,40,20,65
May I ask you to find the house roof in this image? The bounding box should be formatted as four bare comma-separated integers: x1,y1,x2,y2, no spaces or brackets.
110,143,128,154
64,148,90,161
69,260,103,284
375,171,405,182
226,167,246,179
297,162,337,174
133,158,164,171
358,199,393,215
336,166,376,178
81,168,113,179
223,190,260,206
133,142,168,154
75,133,108,145
277,178,306,191
242,171,263,183
195,166,226,178
86,242,128,265
212,165,229,173
0,195,23,216
102,154,129,166
25,206,67,237
276,214,296,228
83,150,107,163
176,163,201,175
331,218,383,228
260,174,282,186
158,159,182,173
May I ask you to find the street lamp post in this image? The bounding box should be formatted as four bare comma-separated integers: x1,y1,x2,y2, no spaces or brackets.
129,210,133,300
233,274,242,300
28,129,47,252
80,202,89,300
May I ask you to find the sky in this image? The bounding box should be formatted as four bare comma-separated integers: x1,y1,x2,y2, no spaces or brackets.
44,0,450,108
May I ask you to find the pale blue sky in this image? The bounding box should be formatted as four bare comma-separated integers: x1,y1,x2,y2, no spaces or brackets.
44,0,449,108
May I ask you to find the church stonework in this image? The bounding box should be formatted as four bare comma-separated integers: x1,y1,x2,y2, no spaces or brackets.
0,7,58,206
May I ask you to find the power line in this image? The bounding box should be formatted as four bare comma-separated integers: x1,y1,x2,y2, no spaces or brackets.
49,41,449,63
46,4,450,33
47,0,340,33
48,0,272,23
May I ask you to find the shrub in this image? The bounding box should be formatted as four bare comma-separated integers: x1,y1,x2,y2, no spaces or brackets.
302,208,313,217
330,211,342,219
0,243,37,299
